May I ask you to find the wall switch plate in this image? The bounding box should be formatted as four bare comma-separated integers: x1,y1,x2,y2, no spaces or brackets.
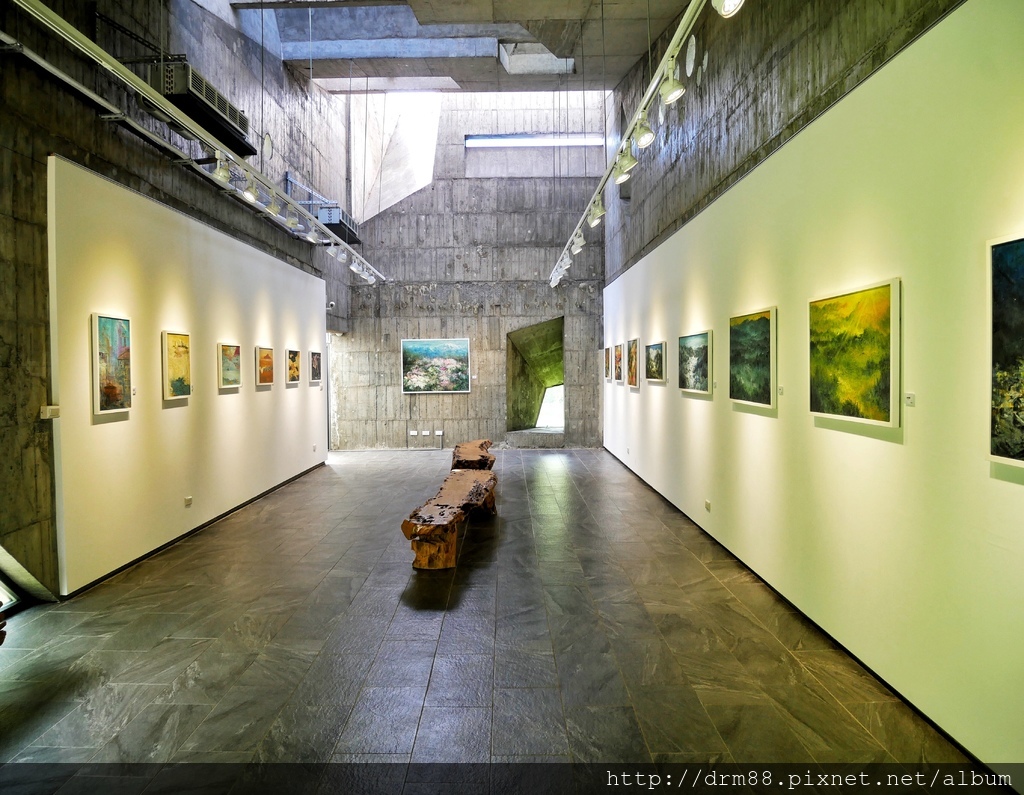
410,430,418,436
422,430,430,436
778,386,784,396
184,496,193,506
904,393,916,407
705,500,711,512
313,444,316,451
435,430,443,435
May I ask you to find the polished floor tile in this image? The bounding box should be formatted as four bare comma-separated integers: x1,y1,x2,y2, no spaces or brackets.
0,449,965,766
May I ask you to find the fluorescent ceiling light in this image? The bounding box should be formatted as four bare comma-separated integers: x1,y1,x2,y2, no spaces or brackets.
465,134,604,149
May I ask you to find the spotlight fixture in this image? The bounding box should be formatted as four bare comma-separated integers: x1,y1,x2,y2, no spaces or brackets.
712,0,745,18
587,196,606,228
211,155,232,184
265,192,282,215
617,148,638,174
362,271,376,285
613,163,632,185
349,260,362,274
241,174,259,203
633,111,655,149
659,58,686,105
570,230,586,256
305,226,319,243
285,209,300,230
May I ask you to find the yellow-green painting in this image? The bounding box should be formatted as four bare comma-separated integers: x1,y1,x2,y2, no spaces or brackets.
162,332,191,399
809,280,899,426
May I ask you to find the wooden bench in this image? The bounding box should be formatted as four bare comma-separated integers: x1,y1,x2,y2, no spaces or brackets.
402,448,498,570
451,439,495,470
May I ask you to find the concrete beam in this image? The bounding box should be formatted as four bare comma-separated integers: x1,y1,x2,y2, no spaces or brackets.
281,36,498,60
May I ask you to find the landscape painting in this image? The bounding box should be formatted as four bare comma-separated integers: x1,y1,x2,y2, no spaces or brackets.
604,347,611,379
256,346,274,385
287,349,301,383
218,343,241,388
678,331,712,394
645,342,665,382
809,279,899,426
614,344,623,382
627,339,639,387
991,236,1024,464
93,313,131,414
402,338,471,393
730,308,775,407
310,351,322,383
162,331,191,400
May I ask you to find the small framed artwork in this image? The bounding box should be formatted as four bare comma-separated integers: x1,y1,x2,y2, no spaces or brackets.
730,307,776,408
92,313,132,414
162,331,192,400
604,347,611,380
287,349,301,383
990,235,1024,466
678,330,712,395
627,339,639,387
218,343,241,389
310,351,323,384
645,341,666,382
402,338,471,393
614,344,623,382
809,278,901,427
256,346,274,385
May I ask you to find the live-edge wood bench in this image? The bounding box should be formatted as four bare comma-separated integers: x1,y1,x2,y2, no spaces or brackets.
402,440,497,569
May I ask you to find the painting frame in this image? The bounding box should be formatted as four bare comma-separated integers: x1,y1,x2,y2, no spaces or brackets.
604,347,611,380
217,343,242,389
309,351,323,384
645,341,666,383
256,346,274,386
809,277,901,428
989,234,1024,467
161,331,192,400
627,338,639,388
401,338,471,394
614,344,623,383
678,330,713,396
729,307,777,408
91,313,132,415
287,349,301,384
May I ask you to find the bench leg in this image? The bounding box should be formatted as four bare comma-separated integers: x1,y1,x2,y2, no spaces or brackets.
411,527,458,569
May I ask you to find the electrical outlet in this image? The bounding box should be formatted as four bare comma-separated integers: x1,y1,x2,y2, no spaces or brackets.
904,393,916,408
184,496,193,507
410,430,418,436
778,386,784,396
435,430,443,436
705,500,711,512
421,430,430,436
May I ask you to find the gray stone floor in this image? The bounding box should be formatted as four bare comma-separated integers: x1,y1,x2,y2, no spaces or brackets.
0,449,965,766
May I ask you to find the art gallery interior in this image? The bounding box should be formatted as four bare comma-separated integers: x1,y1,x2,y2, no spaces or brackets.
1,0,1022,783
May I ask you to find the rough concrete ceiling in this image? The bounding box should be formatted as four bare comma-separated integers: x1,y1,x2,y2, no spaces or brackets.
508,317,565,388
235,0,690,91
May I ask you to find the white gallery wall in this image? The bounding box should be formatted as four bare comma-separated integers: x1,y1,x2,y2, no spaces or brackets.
48,157,328,595
603,0,1024,764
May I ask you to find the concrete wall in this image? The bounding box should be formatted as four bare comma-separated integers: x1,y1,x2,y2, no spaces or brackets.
603,0,966,282
604,0,1024,763
330,92,605,450
0,0,351,596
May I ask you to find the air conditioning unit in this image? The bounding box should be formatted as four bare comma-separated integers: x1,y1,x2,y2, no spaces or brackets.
144,62,256,157
318,205,362,245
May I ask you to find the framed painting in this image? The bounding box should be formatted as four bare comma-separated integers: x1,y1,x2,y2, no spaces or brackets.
604,347,611,380
401,338,471,393
287,349,301,383
614,344,623,382
310,351,323,384
730,307,776,408
218,343,241,389
645,341,666,382
809,278,901,427
990,235,1024,466
162,331,191,400
678,330,712,395
627,339,639,388
256,346,274,386
92,313,131,414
